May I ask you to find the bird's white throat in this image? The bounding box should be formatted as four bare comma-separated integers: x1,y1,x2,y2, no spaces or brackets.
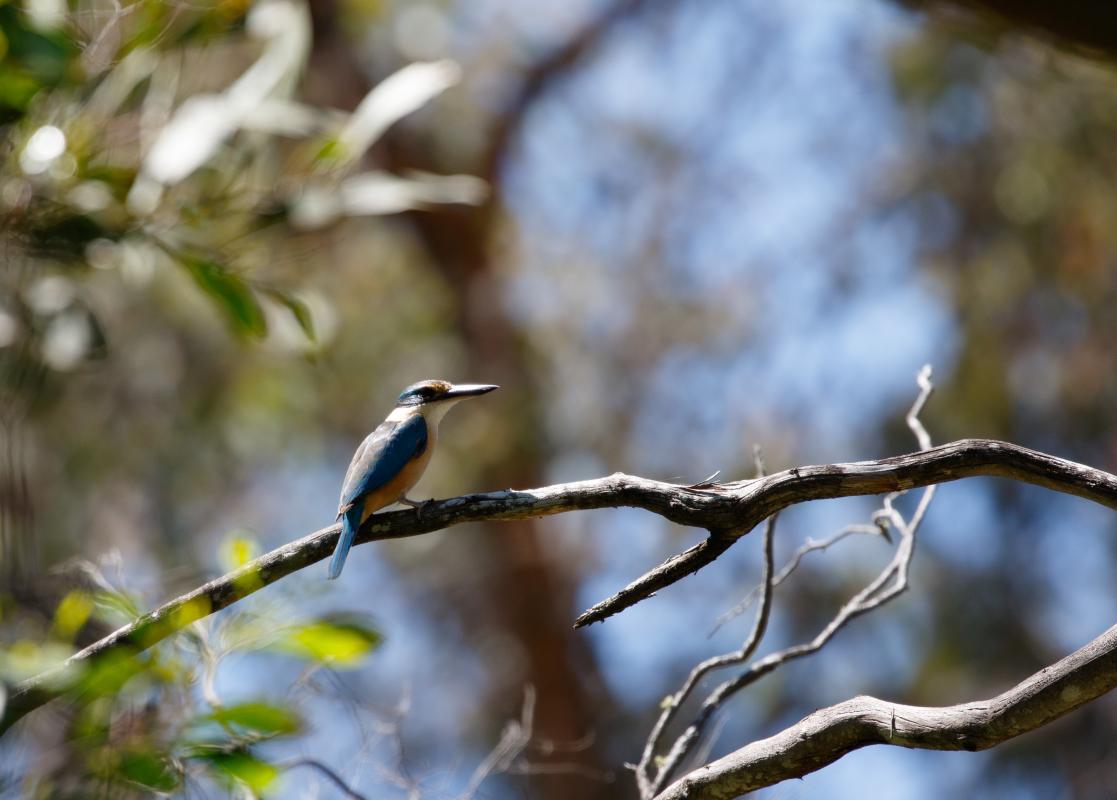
386,399,462,427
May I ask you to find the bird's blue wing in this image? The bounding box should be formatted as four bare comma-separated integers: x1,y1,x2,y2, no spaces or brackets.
328,504,365,580
329,415,429,580
338,414,429,513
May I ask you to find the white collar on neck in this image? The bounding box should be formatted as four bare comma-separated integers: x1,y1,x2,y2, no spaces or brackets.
386,399,462,426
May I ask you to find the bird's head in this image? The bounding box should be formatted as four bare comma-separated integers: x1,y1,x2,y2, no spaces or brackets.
395,380,498,418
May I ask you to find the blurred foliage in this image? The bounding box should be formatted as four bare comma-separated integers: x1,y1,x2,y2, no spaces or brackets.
0,0,471,795
886,34,1117,458
0,0,483,572
0,0,480,397
270,616,382,666
4,0,1117,797
875,24,1117,796
2,572,382,796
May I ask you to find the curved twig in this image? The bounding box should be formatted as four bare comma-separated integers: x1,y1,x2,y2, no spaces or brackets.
653,621,1117,800
641,364,938,795
637,512,778,797
281,758,368,800
3,437,1116,734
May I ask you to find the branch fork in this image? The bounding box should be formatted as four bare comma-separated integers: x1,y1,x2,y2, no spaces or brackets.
5,366,1117,800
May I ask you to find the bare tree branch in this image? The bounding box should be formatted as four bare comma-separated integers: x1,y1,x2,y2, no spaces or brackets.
710,520,890,636
571,434,1113,627
574,537,737,629
637,448,779,798
460,686,536,799
653,620,1117,800
5,435,1117,734
641,365,938,796
639,507,778,798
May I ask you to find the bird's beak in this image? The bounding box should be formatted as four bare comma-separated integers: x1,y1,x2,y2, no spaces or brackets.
445,383,499,399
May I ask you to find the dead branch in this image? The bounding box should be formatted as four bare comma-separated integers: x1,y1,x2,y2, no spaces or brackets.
638,365,938,796
4,436,1117,734
653,620,1117,800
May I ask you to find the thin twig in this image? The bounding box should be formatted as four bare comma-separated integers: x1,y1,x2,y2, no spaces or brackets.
710,522,888,636
460,686,536,798
654,622,1117,799
637,451,778,798
646,365,937,793
638,511,778,797
281,758,368,800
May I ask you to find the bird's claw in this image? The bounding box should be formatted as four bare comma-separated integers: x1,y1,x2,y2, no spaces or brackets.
401,496,433,520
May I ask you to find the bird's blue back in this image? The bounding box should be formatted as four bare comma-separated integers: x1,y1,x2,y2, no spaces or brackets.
329,414,429,579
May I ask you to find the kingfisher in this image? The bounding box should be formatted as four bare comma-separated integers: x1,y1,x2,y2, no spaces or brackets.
328,379,499,579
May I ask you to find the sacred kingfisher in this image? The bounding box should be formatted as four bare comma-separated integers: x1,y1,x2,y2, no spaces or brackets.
328,379,499,579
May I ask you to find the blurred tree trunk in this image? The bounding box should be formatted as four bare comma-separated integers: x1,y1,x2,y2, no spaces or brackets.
305,3,626,795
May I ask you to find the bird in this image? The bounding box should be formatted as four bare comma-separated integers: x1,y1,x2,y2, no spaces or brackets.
328,379,499,579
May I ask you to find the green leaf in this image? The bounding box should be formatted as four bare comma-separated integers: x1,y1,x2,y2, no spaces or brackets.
51,589,94,641
117,749,180,792
76,648,144,699
311,136,346,165
200,750,279,794
0,5,79,89
219,531,260,571
204,702,301,737
181,256,267,338
273,619,382,667
265,289,316,342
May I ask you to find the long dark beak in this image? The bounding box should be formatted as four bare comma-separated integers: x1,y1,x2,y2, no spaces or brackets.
445,383,499,399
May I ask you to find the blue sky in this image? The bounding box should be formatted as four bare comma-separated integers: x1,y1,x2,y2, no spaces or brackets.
191,1,1117,797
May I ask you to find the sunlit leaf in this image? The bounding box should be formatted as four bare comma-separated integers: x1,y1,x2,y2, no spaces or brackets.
165,596,210,635
51,589,93,641
310,136,345,166
199,750,279,794
143,94,237,185
203,701,301,737
181,256,267,338
147,651,191,686
73,696,113,741
339,170,488,217
272,619,382,667
333,60,461,166
0,639,74,682
219,531,260,571
0,69,41,115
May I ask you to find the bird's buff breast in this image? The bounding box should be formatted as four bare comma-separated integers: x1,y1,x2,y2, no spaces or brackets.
359,432,434,523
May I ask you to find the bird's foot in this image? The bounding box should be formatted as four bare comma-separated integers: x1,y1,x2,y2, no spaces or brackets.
400,496,434,519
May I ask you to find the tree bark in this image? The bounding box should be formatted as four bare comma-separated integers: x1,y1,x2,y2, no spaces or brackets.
910,0,1117,61
654,622,1117,799
5,437,1116,735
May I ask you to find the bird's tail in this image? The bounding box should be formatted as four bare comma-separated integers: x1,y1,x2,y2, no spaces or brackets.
328,504,362,580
